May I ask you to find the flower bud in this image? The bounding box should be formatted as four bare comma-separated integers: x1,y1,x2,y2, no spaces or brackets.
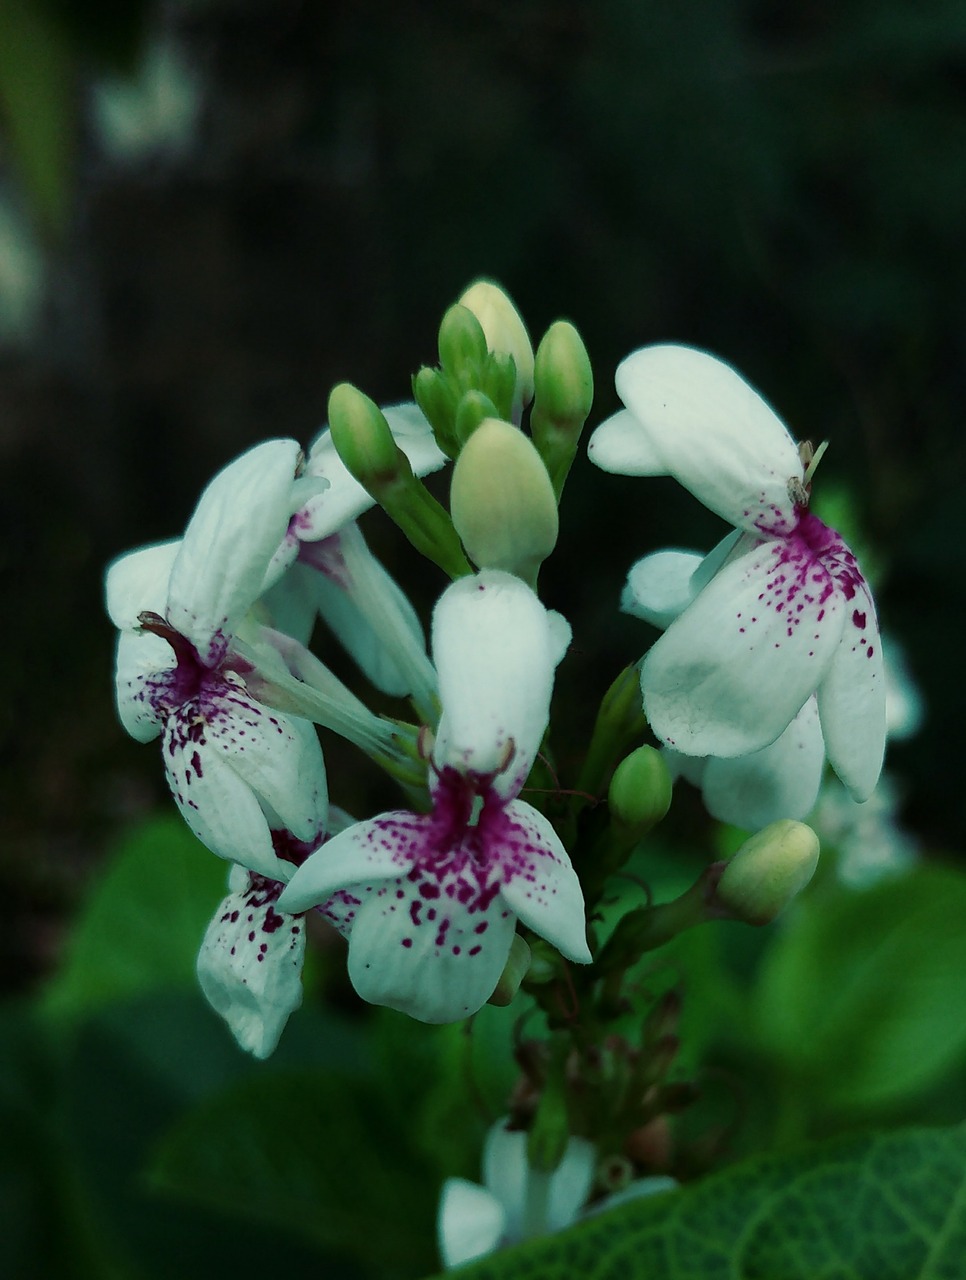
717,819,820,926
450,418,558,585
454,389,500,446
530,320,594,496
488,934,532,1007
459,279,535,410
327,382,406,487
412,365,459,456
438,303,488,377
608,746,672,837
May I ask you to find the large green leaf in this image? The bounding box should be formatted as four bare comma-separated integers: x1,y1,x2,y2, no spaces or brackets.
44,815,228,1020
441,1123,966,1280
754,863,966,1111
150,1067,439,1279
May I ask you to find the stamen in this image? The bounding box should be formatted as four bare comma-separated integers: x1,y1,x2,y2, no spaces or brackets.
803,440,829,486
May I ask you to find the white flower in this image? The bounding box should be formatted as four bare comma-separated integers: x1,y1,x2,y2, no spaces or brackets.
278,571,591,1024
437,1120,596,1269
590,344,886,803
105,440,329,879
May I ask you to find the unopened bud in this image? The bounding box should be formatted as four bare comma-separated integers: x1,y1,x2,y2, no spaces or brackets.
412,366,459,456
454,389,499,446
450,418,558,585
438,303,488,377
459,279,535,411
717,819,820,926
531,321,594,497
327,383,406,487
488,934,532,1007
608,746,672,837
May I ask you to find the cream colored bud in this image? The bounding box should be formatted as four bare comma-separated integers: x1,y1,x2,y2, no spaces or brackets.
450,418,558,584
458,279,535,409
717,820,820,926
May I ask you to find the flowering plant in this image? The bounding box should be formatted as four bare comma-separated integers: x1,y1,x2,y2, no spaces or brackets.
94,282,963,1280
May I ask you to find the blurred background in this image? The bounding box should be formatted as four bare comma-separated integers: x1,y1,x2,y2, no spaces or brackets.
2,1,965,1276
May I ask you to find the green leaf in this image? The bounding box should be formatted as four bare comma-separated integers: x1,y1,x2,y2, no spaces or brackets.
440,1123,966,1280
150,1068,439,1278
43,815,228,1020
754,863,966,1110
0,0,74,231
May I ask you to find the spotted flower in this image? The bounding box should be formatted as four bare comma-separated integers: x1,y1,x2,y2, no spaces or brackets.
589,344,886,802
278,570,591,1024
105,440,329,879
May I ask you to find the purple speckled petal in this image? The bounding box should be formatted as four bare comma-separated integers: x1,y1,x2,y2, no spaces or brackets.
346,872,518,1023
168,439,302,665
699,697,826,829
197,872,305,1059
276,814,415,914
611,345,802,536
105,540,180,631
432,571,563,799
494,801,590,964
113,631,173,742
642,534,846,757
587,408,669,476
203,694,328,844
817,577,886,801
162,710,287,878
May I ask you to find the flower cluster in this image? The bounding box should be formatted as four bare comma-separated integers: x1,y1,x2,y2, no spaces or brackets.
106,284,888,1263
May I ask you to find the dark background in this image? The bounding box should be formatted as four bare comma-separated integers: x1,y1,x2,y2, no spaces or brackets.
3,0,965,996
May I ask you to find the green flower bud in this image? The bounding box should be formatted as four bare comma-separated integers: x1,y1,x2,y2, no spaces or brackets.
459,279,535,409
488,934,532,1007
450,418,558,586
530,320,594,497
717,820,820,926
608,746,672,837
438,303,488,377
412,365,460,455
454,389,499,446
327,382,404,487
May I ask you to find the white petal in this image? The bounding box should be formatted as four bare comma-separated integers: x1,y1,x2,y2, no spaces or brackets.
301,402,447,540
438,1179,506,1270
642,537,846,756
259,561,321,647
205,693,328,843
482,1124,528,1236
113,631,171,741
699,699,826,828
346,876,518,1023
168,439,302,663
817,580,886,801
277,815,413,914
622,550,705,630
546,1137,597,1232
587,408,669,475
614,345,802,534
105,540,180,630
197,876,305,1059
495,801,590,964
163,712,286,878
482,1123,595,1239
432,571,563,796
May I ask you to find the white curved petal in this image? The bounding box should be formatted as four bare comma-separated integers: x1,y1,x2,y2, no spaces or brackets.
113,631,172,741
614,345,802,535
260,561,321,647
482,1124,528,1235
495,801,590,964
162,713,286,877
482,1122,595,1240
105,540,180,630
546,1137,597,1232
622,550,704,630
587,409,669,476
432,571,561,796
277,814,415,914
197,876,305,1059
168,439,302,663
817,581,886,801
301,402,447,540
699,699,826,829
642,538,846,757
346,875,517,1023
438,1179,506,1270
204,692,328,842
